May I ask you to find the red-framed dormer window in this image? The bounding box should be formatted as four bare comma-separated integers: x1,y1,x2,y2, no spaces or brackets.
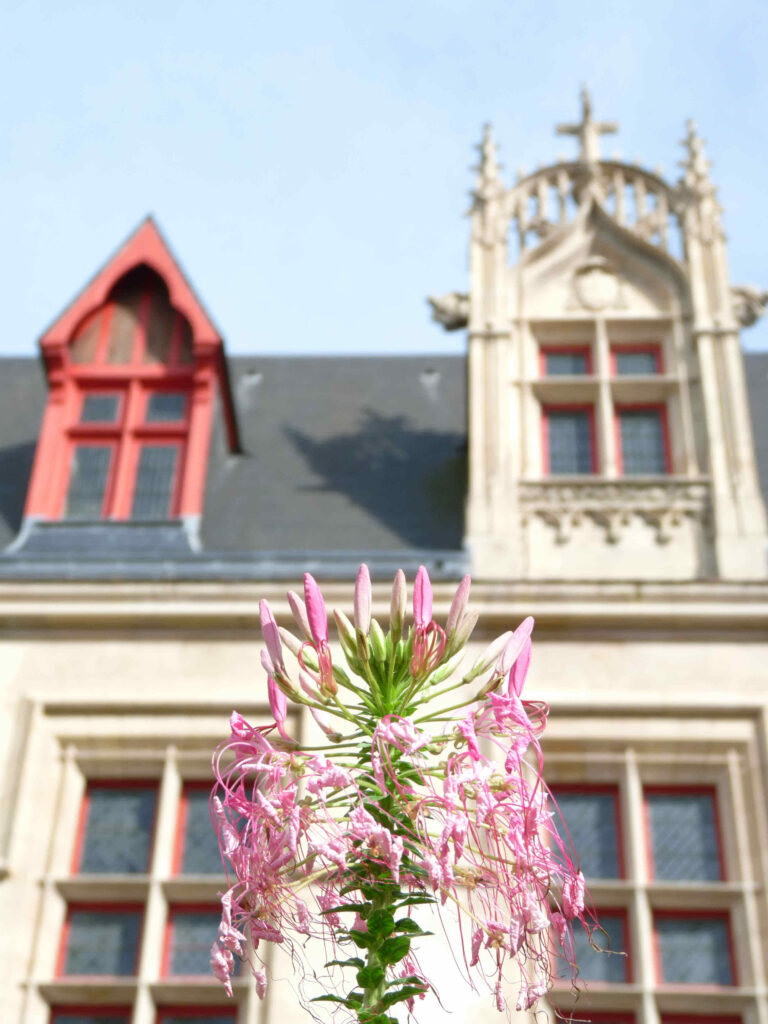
57,903,144,977
72,780,158,875
540,345,593,376
50,1009,133,1024
173,782,225,875
644,786,725,882
25,219,239,523
550,784,624,879
615,404,671,475
164,904,237,977
611,343,663,376
542,405,597,475
155,1010,237,1024
653,911,736,986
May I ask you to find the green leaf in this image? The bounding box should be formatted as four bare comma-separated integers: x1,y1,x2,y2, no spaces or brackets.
310,995,354,1006
349,929,373,949
395,894,436,907
378,986,428,1010
387,975,427,988
367,909,395,937
325,957,364,969
379,935,411,964
394,918,431,936
320,902,370,916
357,964,386,988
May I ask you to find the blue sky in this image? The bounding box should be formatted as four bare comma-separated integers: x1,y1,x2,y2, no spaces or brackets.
2,0,767,356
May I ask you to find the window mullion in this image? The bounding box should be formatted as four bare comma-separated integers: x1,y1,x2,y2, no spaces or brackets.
134,747,180,1022
624,749,658,1018
595,316,616,476
727,748,767,995
109,381,144,518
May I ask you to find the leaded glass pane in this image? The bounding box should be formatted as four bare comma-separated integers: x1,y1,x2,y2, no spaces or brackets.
656,916,732,984
131,445,178,519
180,789,224,874
160,1015,235,1024
647,792,721,881
146,392,186,422
63,909,142,975
65,446,111,519
52,1015,130,1024
168,910,227,975
79,785,156,874
80,394,120,423
562,913,628,982
615,350,659,375
546,351,589,375
548,411,593,474
551,790,620,878
619,410,666,474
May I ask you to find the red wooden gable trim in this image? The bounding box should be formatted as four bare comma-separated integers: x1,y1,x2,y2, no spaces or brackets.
40,217,220,349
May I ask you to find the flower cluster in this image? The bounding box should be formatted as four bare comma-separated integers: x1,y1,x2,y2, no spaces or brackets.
210,566,589,1021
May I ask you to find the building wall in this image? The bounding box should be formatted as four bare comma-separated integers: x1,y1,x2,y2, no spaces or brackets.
2,581,768,1024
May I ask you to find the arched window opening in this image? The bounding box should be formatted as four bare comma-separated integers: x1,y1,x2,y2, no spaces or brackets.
69,266,194,368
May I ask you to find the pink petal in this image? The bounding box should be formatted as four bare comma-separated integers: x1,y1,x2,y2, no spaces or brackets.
508,636,532,697
303,573,328,644
267,675,287,725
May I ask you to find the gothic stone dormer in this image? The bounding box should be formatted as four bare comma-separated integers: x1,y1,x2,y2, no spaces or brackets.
431,91,768,581
23,218,240,531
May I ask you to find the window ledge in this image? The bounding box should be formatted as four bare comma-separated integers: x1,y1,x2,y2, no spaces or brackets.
55,876,150,902
162,877,227,901
38,979,137,1005
150,978,249,1006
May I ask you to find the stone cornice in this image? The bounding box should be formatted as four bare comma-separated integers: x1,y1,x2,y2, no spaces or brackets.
0,578,766,632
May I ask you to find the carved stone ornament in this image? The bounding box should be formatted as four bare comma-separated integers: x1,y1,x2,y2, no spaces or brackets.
572,256,621,311
519,479,711,545
427,292,469,331
731,284,768,328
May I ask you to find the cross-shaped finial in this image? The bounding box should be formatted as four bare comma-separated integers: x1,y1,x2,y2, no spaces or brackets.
556,86,618,164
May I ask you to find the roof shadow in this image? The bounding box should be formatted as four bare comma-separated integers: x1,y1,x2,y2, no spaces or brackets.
285,409,467,549
0,440,36,544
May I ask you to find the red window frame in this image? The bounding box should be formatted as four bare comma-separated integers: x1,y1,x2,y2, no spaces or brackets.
163,903,222,977
173,781,220,875
652,909,737,987
542,404,598,475
50,1009,133,1024
614,403,671,476
549,783,626,879
539,345,593,377
155,1009,237,1023
662,1017,741,1024
643,785,726,882
611,343,663,375
71,779,159,875
56,902,145,978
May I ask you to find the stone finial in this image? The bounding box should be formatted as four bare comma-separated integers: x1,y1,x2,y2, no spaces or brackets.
427,292,470,331
556,86,618,164
474,123,503,199
679,119,713,191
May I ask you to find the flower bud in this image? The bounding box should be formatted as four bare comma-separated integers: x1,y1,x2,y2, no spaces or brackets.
259,599,285,674
278,626,303,658
354,563,372,636
413,565,433,628
369,617,387,662
333,609,357,659
445,609,479,658
446,574,471,636
463,630,513,682
498,617,535,676
310,706,343,742
287,590,313,640
299,669,323,702
390,569,406,638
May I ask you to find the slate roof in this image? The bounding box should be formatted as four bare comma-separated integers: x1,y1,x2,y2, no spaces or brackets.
0,350,766,581
0,354,468,579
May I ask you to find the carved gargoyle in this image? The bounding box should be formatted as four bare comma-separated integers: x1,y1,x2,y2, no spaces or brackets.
427,292,469,331
731,284,768,328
